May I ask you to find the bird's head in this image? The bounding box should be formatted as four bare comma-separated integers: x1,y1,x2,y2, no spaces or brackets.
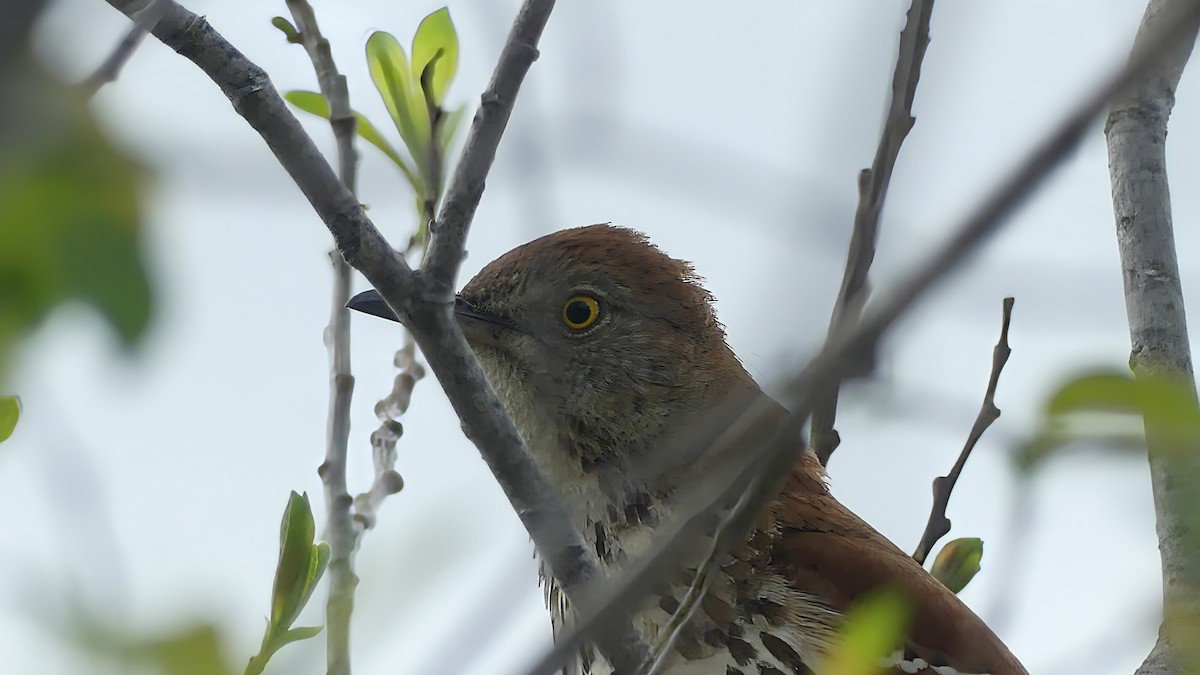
350,224,757,466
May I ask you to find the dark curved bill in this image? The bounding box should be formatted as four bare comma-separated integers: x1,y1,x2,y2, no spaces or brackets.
346,290,400,322
453,297,512,328
347,290,514,335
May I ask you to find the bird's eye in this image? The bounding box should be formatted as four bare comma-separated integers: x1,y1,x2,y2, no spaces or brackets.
561,294,601,331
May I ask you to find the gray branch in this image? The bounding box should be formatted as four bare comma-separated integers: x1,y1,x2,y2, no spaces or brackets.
99,0,649,670
811,0,935,465
280,2,364,674
421,0,554,297
80,0,167,97
1106,1,1200,673
913,297,1013,566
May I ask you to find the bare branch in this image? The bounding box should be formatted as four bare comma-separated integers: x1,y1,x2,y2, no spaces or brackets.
284,0,357,189
99,0,650,670
913,297,1013,566
318,248,357,675
80,0,167,97
528,4,1200,669
354,333,418,528
811,0,935,465
421,0,554,298
1106,1,1200,672
279,3,365,674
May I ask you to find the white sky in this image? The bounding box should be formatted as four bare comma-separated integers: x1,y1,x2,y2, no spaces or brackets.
3,1,1198,674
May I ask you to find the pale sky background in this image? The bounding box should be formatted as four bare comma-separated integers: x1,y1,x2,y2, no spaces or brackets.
3,1,1199,674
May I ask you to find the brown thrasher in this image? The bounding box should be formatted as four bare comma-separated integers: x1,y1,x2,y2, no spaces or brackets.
349,224,1027,675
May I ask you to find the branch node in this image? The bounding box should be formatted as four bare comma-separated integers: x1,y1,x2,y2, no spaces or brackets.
913,298,1015,565
811,0,935,466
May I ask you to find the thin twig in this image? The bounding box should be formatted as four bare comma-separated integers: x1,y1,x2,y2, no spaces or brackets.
526,4,1200,669
80,0,167,97
355,333,419,528
280,3,362,674
811,0,934,466
421,0,554,298
99,0,650,670
913,297,1014,565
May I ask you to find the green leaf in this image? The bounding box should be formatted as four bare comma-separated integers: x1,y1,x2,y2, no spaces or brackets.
929,537,983,594
271,491,318,629
439,103,468,154
0,396,19,443
1,72,153,377
821,591,908,675
271,17,301,44
131,623,233,675
1018,370,1200,471
283,90,423,192
280,625,323,645
313,541,331,585
366,31,431,181
411,8,459,107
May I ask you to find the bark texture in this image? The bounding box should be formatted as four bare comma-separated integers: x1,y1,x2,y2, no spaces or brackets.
1106,1,1200,673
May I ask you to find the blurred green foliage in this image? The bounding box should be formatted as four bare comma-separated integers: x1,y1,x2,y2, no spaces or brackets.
0,68,153,382
0,394,18,442
124,623,234,675
1017,369,1200,471
1019,368,1200,669
69,615,235,675
820,591,908,675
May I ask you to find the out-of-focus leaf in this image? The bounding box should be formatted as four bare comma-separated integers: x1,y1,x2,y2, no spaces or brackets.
366,31,431,178
1165,595,1200,669
283,90,423,192
0,71,153,377
411,7,459,106
1048,371,1200,425
0,395,19,443
930,537,983,594
130,622,233,675
821,591,908,675
1018,370,1200,472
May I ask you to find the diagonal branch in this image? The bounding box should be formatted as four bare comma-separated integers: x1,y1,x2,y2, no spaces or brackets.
80,0,168,97
811,0,935,466
421,0,554,297
912,297,1014,566
99,0,650,670
526,3,1200,669
104,1,413,297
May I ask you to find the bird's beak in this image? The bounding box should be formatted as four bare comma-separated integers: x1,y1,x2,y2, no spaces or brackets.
453,296,513,347
346,290,400,322
346,290,513,347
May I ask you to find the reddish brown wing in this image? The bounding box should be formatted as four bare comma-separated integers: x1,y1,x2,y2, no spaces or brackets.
766,466,1028,675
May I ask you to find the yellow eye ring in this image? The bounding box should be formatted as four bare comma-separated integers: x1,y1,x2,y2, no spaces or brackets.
562,294,601,331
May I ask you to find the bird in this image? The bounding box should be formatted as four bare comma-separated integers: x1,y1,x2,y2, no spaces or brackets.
348,224,1027,675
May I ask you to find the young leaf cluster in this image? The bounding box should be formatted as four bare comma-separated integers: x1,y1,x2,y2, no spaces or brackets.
284,8,466,245
244,491,331,675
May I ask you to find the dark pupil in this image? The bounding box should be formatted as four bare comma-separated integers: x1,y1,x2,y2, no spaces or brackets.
566,300,593,326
